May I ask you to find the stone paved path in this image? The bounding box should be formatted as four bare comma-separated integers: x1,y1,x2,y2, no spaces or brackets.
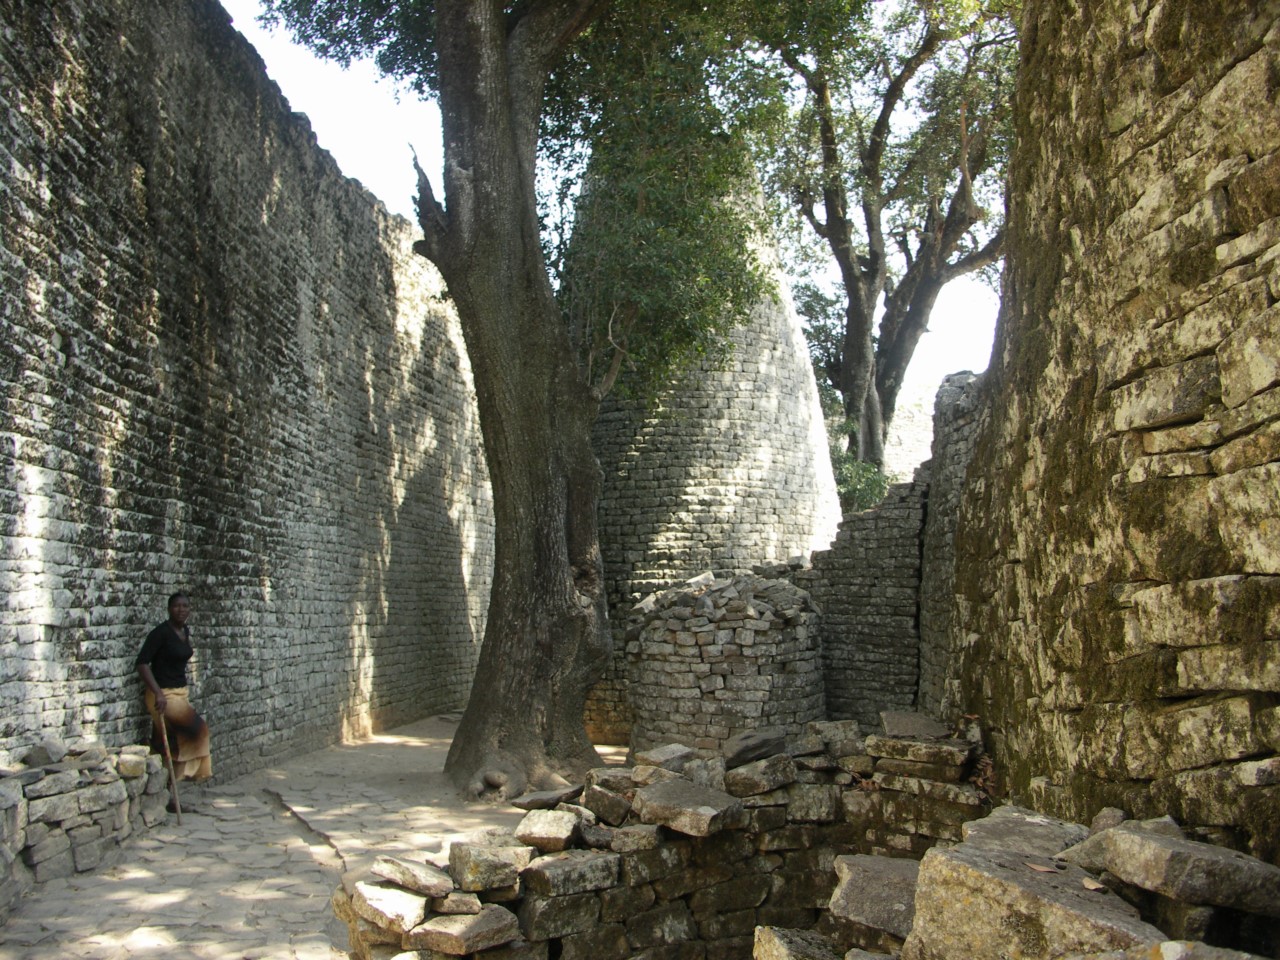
0,715,537,960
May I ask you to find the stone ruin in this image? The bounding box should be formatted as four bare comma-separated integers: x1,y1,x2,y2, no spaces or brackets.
334,721,1280,960
625,576,824,753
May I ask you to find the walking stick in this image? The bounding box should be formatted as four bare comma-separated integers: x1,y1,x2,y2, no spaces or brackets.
156,711,183,824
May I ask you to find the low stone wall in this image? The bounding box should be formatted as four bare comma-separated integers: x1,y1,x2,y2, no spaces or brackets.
625,577,824,753
334,721,990,960
0,739,168,921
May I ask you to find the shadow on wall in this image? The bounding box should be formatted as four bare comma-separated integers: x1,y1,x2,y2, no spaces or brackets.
0,0,493,775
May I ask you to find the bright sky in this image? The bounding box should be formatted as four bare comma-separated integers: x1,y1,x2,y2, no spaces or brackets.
219,0,997,409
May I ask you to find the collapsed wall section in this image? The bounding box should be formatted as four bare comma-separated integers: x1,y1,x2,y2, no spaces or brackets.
949,0,1280,861
0,0,493,776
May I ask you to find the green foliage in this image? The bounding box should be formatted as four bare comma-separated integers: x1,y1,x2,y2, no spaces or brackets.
816,383,889,512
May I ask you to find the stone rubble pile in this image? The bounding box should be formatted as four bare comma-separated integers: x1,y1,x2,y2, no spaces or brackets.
333,713,992,960
0,735,169,920
625,575,825,752
760,805,1280,960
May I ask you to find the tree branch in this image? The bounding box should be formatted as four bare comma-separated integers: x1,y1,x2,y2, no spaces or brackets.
412,148,448,264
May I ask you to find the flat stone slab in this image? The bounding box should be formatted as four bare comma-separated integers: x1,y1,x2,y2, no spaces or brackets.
829,854,919,941
633,743,696,771
404,902,520,954
724,753,797,797
371,855,455,897
449,841,535,892
865,735,974,766
511,785,583,810
754,925,843,960
901,844,1164,960
631,779,743,837
515,809,580,852
880,711,950,739
1066,941,1270,960
1061,817,1185,873
961,805,1090,857
351,880,429,935
520,849,620,896
723,728,788,768
1101,825,1280,917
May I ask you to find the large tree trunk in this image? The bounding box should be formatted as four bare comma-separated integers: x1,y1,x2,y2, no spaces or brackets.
414,0,608,799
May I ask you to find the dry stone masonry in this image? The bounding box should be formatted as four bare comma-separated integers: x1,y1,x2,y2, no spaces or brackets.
0,0,493,775
587,288,842,744
945,0,1280,860
624,576,823,753
0,736,168,920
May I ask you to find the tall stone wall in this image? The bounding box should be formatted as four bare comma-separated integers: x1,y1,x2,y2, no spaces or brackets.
0,0,494,777
587,289,843,743
917,373,984,717
949,0,1280,861
801,475,929,729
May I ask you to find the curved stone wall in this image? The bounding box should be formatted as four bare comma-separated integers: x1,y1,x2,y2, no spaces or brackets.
0,0,493,776
588,285,842,742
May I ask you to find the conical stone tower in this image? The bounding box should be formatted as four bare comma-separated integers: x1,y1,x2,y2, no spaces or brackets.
587,276,842,743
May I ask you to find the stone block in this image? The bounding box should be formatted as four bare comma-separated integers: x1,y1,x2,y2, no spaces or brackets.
585,768,637,794
724,754,797,797
520,850,619,896
475,938,547,959
874,758,965,782
23,771,81,799
1111,356,1220,432
609,824,661,852
624,900,696,949
516,891,600,941
723,728,789,768
864,736,973,767
652,862,735,901
1218,303,1280,408
785,783,840,822
872,774,985,807
620,842,688,886
371,856,454,898
27,792,80,825
72,836,110,872
633,744,695,771
879,712,950,738
558,923,631,960
450,842,534,892
1067,941,1270,960
807,720,862,742
22,827,70,865
960,805,1090,857
901,845,1163,960
31,849,74,883
351,880,429,935
828,854,918,942
24,739,68,766
433,892,482,915
1101,825,1280,917
77,779,128,814
1176,642,1280,692
753,926,843,960
582,785,632,826
116,754,147,779
1210,464,1280,574
511,785,583,811
515,810,579,852
632,780,743,837
600,881,655,922
688,874,770,918
404,903,520,954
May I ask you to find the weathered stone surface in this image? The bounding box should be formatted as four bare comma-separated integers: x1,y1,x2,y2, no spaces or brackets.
785,784,840,823
828,854,919,941
23,772,82,800
351,880,429,935
26,793,79,825
725,754,798,798
874,758,965,782
516,892,601,941
1102,826,1280,917
371,856,454,898
515,810,580,853
520,850,619,897
610,824,661,852
900,845,1163,960
582,786,633,827
864,736,973,767
479,938,549,960
879,712,950,739
23,740,68,767
807,720,863,743
433,892,482,915
634,744,696,771
512,786,583,811
688,874,771,917
449,843,534,893
961,806,1089,857
1066,942,1269,960
624,900,697,948
632,780,743,837
404,903,520,954
753,926,843,960
600,881,656,922
1062,818,1186,874
559,923,632,960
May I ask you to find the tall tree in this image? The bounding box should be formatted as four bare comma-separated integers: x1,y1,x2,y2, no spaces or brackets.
260,0,766,798
755,0,1016,467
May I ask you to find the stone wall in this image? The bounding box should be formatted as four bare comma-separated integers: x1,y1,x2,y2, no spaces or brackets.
800,476,929,729
0,0,493,777
917,374,985,717
948,0,1280,862
588,289,842,743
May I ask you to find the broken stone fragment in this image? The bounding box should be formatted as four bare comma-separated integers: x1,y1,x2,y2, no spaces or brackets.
449,841,534,892
403,902,520,954
864,735,974,767
432,891,482,914
370,855,454,898
633,743,696,771
1090,808,1129,835
511,785,583,810
683,755,727,792
350,880,429,935
753,925,844,960
584,767,637,794
724,753,797,797
828,853,919,942
23,738,68,767
961,805,1090,857
632,764,684,786
632,779,744,837
1101,826,1280,918
1061,817,1187,874
900,844,1163,960
515,809,580,852
582,784,632,826
520,849,620,896
723,728,789,768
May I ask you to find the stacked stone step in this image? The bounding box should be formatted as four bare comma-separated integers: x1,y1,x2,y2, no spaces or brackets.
626,575,824,752
335,718,997,960
1,736,169,921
